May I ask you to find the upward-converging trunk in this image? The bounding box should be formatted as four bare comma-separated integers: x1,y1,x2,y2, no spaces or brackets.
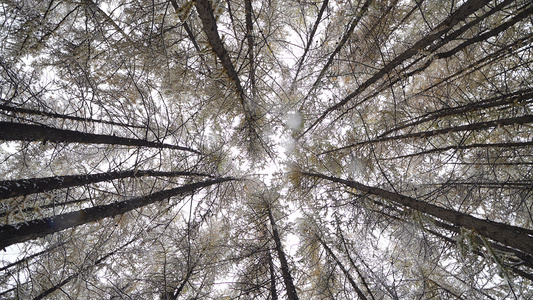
0,178,235,249
0,122,201,153
302,0,496,136
266,206,299,300
0,170,212,200
316,235,368,300
302,172,533,256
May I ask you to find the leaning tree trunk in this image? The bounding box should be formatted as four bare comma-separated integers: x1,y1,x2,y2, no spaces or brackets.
0,178,234,249
267,248,279,300
0,122,201,153
316,235,368,300
32,237,138,300
266,206,299,300
302,172,533,256
0,169,212,200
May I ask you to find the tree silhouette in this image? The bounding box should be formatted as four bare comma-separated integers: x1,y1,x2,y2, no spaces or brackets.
1,0,532,298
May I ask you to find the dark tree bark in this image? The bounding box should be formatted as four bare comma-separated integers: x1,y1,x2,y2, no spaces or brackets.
316,235,368,300
169,0,212,74
336,231,376,300
194,0,261,152
374,207,533,281
302,172,533,256
379,88,533,137
0,178,235,249
170,263,197,300
302,0,493,136
292,0,329,89
245,0,255,100
0,104,145,128
0,122,201,154
267,248,279,300
321,115,533,154
0,170,212,200
32,237,138,300
303,0,371,99
385,141,533,160
266,206,299,300
194,0,245,101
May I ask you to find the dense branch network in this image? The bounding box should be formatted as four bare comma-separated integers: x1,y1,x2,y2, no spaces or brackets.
0,0,532,298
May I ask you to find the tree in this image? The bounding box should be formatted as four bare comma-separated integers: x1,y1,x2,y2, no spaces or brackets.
1,0,532,298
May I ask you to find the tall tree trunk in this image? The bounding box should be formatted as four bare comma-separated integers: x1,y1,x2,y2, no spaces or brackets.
266,206,299,300
292,0,329,90
0,178,235,249
386,141,533,160
194,0,261,151
304,0,372,99
245,0,255,101
32,237,138,300
0,241,67,272
0,170,212,200
336,230,376,300
379,88,533,137
0,122,201,154
321,115,533,154
0,103,145,128
302,172,533,256
316,235,368,300
302,0,495,136
194,0,245,102
267,248,278,300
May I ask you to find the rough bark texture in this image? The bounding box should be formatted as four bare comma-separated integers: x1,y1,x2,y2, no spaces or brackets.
303,172,533,256
0,178,234,249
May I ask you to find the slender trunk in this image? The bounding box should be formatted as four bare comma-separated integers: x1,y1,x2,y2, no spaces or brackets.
321,115,533,154
436,3,533,59
0,122,201,154
194,0,245,101
305,0,372,96
292,0,329,89
380,88,533,137
385,141,533,160
32,237,137,300
0,170,212,200
0,178,234,249
245,0,255,100
373,207,533,281
194,0,260,145
169,0,211,74
267,248,278,300
317,236,368,300
302,0,492,136
0,241,67,272
0,104,145,129
302,172,533,256
347,34,532,129
171,264,196,300
266,206,299,300
337,231,376,300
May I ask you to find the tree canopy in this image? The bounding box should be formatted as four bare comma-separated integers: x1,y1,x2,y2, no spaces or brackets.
1,0,532,298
